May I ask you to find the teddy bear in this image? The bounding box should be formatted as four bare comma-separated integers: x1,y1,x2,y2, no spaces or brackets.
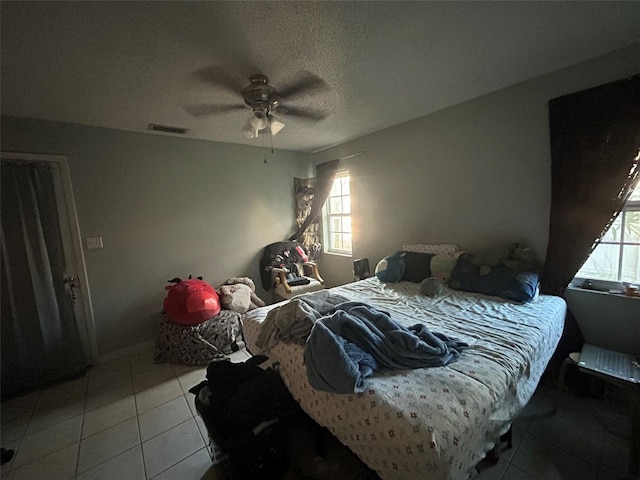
218,277,266,314
218,283,252,313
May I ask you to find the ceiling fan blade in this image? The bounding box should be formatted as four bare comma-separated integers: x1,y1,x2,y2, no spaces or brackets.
191,66,247,95
279,106,328,122
184,103,245,117
277,71,329,100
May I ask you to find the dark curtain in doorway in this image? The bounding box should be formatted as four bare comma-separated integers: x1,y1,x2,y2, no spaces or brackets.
1,161,87,399
542,75,640,296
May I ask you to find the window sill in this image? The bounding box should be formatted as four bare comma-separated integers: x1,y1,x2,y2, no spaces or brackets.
567,284,640,299
571,277,639,295
323,251,352,258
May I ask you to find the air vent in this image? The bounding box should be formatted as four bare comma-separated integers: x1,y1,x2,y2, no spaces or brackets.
148,124,188,134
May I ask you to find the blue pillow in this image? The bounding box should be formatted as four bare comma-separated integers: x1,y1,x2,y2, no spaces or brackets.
448,253,539,302
375,252,405,283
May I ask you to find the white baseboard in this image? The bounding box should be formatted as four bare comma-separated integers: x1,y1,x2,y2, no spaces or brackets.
96,340,156,365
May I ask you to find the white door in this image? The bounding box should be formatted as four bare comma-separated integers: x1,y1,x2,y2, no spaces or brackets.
1,152,98,372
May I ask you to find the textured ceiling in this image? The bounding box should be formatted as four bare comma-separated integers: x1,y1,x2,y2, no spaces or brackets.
2,1,640,153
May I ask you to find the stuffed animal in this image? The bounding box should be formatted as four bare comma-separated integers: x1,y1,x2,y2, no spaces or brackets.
219,277,266,313
506,244,539,271
471,243,540,275
375,252,405,282
420,277,443,297
430,253,459,283
163,276,221,326
218,283,252,313
471,245,510,271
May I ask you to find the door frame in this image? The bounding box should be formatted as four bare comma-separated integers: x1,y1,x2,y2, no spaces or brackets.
1,151,98,364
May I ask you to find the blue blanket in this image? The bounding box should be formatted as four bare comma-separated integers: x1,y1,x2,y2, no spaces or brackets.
304,301,467,393
255,291,349,353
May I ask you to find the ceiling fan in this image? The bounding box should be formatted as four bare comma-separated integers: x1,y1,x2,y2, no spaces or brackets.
185,68,329,138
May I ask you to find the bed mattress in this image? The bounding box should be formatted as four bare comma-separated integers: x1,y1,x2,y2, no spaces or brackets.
242,277,566,480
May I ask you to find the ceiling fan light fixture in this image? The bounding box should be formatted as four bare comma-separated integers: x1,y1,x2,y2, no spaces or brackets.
187,70,326,142
249,109,269,130
243,118,259,138
269,116,285,136
249,112,269,130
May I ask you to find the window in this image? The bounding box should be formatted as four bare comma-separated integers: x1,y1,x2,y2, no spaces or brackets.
575,186,640,284
323,171,352,255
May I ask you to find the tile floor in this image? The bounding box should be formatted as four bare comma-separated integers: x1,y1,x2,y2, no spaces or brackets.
475,378,634,480
0,345,634,480
0,345,251,480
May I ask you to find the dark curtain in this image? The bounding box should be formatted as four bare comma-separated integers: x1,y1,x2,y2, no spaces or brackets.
293,176,320,257
289,159,340,243
542,75,640,297
1,161,87,399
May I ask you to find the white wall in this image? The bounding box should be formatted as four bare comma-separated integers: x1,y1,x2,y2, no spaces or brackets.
315,43,640,289
565,287,640,355
1,117,312,355
3,44,639,356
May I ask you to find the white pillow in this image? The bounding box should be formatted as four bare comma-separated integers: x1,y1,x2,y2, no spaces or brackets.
402,243,459,255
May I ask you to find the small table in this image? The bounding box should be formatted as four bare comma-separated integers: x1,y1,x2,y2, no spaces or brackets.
554,351,640,479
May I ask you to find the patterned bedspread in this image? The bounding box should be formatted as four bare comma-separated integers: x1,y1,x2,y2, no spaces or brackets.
243,278,566,480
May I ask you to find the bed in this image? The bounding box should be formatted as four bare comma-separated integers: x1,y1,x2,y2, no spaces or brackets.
243,275,566,480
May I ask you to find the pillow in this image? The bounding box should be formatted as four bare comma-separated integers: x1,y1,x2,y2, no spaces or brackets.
448,253,539,303
375,252,405,283
402,243,458,255
401,251,435,282
430,253,459,283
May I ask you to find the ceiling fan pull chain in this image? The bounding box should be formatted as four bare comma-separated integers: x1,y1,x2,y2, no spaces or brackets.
270,128,274,154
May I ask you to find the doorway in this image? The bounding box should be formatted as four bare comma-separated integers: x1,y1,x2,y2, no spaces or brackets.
1,152,97,399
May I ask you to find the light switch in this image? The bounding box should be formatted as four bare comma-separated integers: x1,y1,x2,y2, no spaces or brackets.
86,236,103,249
